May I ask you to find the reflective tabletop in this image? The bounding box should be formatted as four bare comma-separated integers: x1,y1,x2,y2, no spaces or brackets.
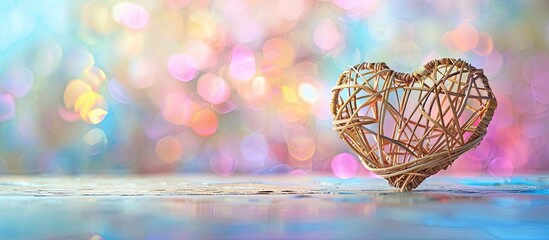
0,175,547,239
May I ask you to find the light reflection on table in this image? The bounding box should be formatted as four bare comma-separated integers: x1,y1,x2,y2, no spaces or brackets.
0,175,547,239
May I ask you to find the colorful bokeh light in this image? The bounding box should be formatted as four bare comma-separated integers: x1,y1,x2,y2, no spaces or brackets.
0,94,16,122
331,153,359,179
0,1,547,177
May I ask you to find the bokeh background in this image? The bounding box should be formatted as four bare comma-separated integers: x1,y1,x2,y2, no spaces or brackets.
0,0,548,177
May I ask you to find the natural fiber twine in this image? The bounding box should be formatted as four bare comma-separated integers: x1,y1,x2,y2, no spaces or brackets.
331,58,497,191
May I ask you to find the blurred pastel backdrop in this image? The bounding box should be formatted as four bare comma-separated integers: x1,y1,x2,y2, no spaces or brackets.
0,0,547,178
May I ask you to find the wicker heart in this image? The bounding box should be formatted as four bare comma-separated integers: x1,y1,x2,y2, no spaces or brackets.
331,58,497,191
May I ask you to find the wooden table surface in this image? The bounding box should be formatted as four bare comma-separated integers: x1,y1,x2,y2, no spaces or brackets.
0,175,548,239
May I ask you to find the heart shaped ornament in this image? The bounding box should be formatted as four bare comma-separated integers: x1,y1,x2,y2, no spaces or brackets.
331,58,497,191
